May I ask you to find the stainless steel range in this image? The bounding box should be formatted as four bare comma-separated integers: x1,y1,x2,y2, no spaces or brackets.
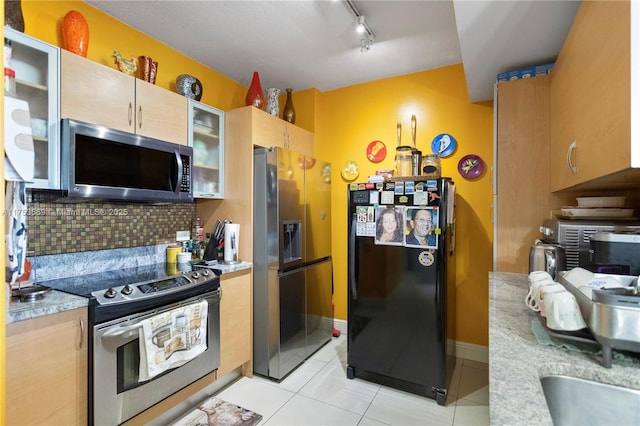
41,264,221,425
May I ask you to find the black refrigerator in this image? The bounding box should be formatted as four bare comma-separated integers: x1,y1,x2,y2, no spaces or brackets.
346,177,455,405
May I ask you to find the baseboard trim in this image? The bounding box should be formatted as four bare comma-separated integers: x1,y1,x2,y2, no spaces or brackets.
448,339,488,364
335,319,487,364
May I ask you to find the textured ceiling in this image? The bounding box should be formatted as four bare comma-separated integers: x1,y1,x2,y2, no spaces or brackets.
87,0,580,103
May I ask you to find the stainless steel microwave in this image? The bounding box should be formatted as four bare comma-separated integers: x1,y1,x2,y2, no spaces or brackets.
61,119,193,203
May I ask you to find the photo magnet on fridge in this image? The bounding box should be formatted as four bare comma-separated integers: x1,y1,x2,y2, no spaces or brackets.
405,207,438,248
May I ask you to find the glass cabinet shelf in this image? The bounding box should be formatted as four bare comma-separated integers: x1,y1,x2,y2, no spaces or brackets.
188,100,224,198
5,27,60,189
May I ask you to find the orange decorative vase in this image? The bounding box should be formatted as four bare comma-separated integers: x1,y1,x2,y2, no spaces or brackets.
62,10,89,57
245,71,265,109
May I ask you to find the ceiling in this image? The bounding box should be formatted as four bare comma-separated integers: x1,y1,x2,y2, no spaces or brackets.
86,0,581,103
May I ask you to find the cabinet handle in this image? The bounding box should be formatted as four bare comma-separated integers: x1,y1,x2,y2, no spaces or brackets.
138,105,143,129
128,102,133,126
566,141,577,174
79,317,85,348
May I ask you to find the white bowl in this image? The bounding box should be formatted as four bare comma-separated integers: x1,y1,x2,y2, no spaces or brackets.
576,196,626,208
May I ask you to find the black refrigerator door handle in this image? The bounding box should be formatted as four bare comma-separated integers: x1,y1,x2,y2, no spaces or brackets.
349,213,358,300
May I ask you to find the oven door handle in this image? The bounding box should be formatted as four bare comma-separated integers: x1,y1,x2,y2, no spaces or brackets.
101,323,143,343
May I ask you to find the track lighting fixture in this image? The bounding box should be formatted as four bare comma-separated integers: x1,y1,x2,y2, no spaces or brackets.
345,0,375,53
356,16,366,34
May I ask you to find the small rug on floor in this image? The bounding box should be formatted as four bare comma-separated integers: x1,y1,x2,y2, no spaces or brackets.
172,396,262,426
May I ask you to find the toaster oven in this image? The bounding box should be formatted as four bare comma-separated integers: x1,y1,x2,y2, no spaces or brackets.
539,219,640,271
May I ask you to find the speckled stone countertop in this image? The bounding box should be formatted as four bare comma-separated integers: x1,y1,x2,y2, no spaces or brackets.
7,246,252,325
210,261,252,275
8,289,88,324
489,272,640,426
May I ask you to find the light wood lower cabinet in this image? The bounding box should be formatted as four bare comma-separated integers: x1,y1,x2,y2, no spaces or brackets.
218,269,253,377
6,308,88,426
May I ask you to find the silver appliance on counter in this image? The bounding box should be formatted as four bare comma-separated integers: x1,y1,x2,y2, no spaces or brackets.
589,232,640,275
40,265,221,425
539,218,640,271
253,146,333,380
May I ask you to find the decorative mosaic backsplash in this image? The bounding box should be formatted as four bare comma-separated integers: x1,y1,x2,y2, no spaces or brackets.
26,199,195,256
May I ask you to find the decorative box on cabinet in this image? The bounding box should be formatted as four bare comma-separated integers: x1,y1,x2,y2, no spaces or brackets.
5,27,60,189
6,308,88,425
189,100,224,198
549,1,633,191
60,50,188,145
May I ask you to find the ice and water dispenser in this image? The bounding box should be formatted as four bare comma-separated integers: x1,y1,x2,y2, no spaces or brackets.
282,220,302,264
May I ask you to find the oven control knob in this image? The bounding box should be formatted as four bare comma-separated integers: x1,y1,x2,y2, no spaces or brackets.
191,272,200,279
121,285,133,295
202,269,210,277
104,288,117,299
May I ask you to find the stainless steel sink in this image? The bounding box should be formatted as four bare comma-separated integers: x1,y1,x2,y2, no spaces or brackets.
540,375,640,425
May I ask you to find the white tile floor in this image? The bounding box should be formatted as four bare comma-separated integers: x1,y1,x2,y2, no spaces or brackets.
212,335,489,425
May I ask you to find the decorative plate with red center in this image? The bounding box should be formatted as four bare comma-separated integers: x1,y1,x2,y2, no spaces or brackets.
366,140,387,162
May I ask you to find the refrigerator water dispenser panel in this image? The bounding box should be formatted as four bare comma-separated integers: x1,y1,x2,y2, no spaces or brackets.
282,220,302,264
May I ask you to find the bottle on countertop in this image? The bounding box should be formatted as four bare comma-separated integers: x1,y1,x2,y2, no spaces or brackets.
192,217,204,243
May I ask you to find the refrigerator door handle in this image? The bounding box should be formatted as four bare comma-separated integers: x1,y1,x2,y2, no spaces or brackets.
349,213,358,299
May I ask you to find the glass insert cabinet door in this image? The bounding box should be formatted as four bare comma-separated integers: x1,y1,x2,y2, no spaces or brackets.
5,27,60,189
188,100,224,198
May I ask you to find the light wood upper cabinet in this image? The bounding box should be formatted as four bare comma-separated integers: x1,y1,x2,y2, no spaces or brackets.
286,122,315,156
549,1,631,191
218,270,253,377
6,308,88,426
60,50,188,145
495,76,571,273
246,106,314,156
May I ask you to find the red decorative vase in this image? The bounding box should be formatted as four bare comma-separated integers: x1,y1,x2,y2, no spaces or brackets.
245,71,265,109
62,10,89,57
283,88,296,124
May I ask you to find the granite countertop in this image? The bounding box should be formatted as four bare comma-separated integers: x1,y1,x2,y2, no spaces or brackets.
210,261,252,275
6,247,253,324
489,272,640,425
7,289,88,324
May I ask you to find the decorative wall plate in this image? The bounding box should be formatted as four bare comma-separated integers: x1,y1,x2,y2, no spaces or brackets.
321,163,331,183
366,140,387,162
458,154,485,179
431,133,457,157
341,161,359,181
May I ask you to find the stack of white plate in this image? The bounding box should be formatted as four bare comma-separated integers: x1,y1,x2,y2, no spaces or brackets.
560,196,633,219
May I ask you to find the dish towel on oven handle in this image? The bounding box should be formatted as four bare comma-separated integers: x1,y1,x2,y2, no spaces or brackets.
138,300,208,382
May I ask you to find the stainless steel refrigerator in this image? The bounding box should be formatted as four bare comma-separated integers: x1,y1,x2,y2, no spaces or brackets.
253,146,333,380
346,178,455,405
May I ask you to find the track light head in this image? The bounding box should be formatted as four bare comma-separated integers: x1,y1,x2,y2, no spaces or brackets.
356,16,366,34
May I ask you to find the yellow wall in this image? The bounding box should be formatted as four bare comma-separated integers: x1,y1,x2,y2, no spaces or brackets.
16,2,493,349
315,67,493,346
22,0,247,111
1,2,5,423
